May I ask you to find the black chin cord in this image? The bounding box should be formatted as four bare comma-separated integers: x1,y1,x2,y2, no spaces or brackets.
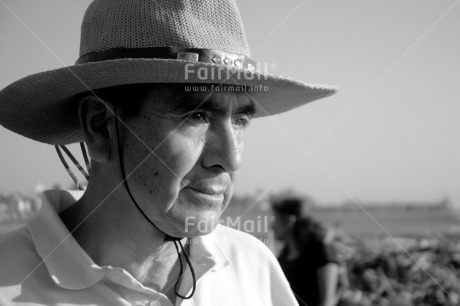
114,107,196,300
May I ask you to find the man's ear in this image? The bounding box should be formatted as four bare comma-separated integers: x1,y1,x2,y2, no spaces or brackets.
78,95,115,163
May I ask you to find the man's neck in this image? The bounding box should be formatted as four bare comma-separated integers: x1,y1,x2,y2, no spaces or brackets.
58,181,183,298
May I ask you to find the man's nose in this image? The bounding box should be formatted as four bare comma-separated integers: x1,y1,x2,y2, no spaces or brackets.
202,123,243,173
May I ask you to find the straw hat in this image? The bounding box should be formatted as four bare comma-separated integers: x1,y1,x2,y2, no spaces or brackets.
0,0,336,145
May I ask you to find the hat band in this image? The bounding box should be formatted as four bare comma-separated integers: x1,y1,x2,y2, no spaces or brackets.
76,47,257,70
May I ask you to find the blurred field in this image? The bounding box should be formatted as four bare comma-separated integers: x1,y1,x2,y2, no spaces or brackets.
312,207,460,238
221,202,460,239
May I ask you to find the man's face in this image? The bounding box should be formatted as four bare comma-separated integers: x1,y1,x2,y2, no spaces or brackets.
121,87,255,237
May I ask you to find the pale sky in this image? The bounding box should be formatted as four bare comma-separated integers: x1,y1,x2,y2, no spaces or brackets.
0,0,459,206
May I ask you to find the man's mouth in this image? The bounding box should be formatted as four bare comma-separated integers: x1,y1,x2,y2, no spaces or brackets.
185,185,226,206
188,185,225,196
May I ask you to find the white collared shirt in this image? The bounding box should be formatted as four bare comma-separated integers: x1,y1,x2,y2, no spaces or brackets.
0,190,298,306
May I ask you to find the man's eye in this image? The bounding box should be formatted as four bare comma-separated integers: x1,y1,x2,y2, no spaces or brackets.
189,111,208,123
234,115,251,128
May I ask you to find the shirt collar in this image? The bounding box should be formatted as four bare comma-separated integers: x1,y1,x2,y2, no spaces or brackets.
190,227,231,272
28,189,108,290
173,226,231,298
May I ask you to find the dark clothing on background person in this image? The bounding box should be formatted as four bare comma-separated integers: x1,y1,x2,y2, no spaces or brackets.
278,241,339,306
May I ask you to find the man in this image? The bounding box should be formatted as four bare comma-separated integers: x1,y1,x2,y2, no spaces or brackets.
0,0,335,305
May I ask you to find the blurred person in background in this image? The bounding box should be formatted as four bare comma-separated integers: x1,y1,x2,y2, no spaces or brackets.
272,198,341,306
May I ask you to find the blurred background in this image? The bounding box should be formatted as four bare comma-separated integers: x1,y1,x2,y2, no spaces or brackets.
1,1,460,305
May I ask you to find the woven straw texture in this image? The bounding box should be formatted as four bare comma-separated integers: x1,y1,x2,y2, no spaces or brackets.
81,0,250,56
0,0,336,145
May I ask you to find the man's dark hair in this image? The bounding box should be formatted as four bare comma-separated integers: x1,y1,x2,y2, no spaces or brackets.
73,83,250,119
72,83,164,119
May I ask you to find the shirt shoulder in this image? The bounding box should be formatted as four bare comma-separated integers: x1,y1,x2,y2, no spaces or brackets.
0,226,42,278
0,225,51,302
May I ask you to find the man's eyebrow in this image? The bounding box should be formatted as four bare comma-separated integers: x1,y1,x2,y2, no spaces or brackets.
169,94,256,116
235,103,256,117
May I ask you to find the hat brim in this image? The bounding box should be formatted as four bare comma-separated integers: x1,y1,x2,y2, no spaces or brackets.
0,58,336,145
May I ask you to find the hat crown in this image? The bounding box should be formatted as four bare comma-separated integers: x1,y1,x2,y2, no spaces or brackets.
80,0,251,57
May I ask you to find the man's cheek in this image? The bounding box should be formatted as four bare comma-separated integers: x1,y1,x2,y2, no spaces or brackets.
164,138,202,167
